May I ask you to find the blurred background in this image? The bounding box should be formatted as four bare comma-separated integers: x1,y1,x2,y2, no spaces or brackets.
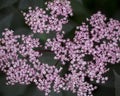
0,0,120,96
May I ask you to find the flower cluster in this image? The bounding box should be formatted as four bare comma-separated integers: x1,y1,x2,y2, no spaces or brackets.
45,12,120,96
0,29,63,95
23,0,73,33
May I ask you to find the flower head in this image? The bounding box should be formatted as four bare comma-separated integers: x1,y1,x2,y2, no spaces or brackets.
45,12,120,96
23,0,73,33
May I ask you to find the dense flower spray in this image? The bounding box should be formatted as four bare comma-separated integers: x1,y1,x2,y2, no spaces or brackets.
23,0,73,33
0,0,120,96
45,12,120,95
0,29,63,95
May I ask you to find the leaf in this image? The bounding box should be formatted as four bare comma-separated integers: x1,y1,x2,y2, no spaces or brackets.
0,0,18,9
0,13,13,32
114,70,120,96
19,0,44,10
15,27,32,35
62,91,76,96
0,75,26,96
39,52,57,66
82,0,118,17
114,10,120,20
76,0,83,4
50,90,63,96
71,0,89,16
63,20,77,34
34,32,56,45
18,84,42,96
93,85,115,96
10,10,26,30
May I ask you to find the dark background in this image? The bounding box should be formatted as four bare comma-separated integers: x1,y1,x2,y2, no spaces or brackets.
0,0,120,96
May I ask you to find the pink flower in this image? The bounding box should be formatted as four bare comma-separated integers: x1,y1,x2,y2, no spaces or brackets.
45,12,120,96
23,0,73,33
0,29,63,95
